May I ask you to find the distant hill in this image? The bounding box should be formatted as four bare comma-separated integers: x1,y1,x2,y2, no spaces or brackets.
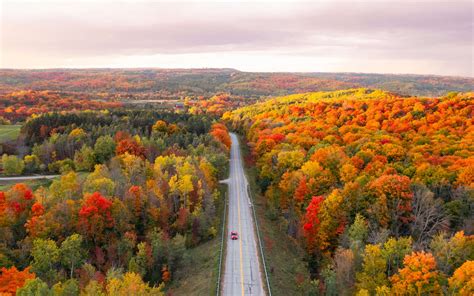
0,68,472,97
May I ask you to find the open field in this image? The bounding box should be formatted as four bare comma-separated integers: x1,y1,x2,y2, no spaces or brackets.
0,125,21,143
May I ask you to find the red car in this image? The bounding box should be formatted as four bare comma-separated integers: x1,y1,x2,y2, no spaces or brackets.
231,231,239,240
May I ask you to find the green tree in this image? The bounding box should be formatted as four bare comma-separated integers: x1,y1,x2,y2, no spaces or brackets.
51,279,79,296
17,278,50,296
81,280,105,296
381,237,412,277
83,164,115,196
430,231,474,274
60,234,86,278
356,244,388,294
128,242,148,277
348,214,368,248
2,154,24,175
321,264,337,296
74,145,95,172
31,238,60,285
94,135,116,164
49,171,80,201
348,213,368,267
24,154,41,173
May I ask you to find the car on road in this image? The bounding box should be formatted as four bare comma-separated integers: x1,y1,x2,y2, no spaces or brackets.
230,231,238,240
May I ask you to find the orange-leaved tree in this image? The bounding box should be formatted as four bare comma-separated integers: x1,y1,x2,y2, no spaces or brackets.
0,266,35,294
448,260,474,296
210,123,231,150
390,251,443,295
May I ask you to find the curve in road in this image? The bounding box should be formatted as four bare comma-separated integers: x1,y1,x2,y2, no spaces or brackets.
222,133,265,296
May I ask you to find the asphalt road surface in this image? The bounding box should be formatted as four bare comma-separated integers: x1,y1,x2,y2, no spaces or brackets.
222,133,265,296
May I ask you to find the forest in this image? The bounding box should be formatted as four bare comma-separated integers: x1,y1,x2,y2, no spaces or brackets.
0,91,122,123
1,0,472,293
1,69,473,98
225,88,473,295
0,69,472,295
0,108,231,294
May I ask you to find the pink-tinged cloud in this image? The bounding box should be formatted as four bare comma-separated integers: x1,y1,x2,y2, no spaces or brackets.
1,0,472,76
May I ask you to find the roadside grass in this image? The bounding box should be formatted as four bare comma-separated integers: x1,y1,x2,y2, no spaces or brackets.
0,125,21,143
239,135,309,296
167,237,220,296
167,184,227,296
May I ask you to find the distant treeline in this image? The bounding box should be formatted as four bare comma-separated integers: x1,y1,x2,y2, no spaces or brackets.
0,69,472,97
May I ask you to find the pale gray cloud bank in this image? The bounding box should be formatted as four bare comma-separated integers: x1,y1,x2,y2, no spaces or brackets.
1,0,473,76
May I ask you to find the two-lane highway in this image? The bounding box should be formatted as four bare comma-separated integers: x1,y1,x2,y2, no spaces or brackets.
222,133,265,296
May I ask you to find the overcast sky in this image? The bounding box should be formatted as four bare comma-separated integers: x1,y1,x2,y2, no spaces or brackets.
1,0,472,76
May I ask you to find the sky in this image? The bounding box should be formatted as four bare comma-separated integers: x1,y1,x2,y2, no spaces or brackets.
1,0,473,76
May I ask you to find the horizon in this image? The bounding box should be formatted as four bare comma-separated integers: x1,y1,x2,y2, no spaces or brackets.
0,67,472,79
1,0,472,77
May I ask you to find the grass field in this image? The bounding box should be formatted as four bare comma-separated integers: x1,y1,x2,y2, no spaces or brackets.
0,125,21,143
239,135,311,296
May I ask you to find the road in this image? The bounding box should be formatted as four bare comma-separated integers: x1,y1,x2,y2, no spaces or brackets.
0,175,59,181
222,133,265,296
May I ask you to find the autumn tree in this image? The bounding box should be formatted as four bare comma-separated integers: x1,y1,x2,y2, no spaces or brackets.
317,190,347,253
49,171,80,201
77,192,114,244
106,272,164,295
369,174,413,236
161,265,171,282
0,266,35,294
5,183,34,223
24,154,41,173
381,237,412,277
24,202,47,238
74,145,95,171
152,120,168,133
430,231,474,274
448,260,474,296
390,251,443,295
210,123,231,150
356,244,388,294
302,196,324,253
116,138,146,159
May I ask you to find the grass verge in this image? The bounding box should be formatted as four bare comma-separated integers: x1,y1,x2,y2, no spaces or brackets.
239,135,309,296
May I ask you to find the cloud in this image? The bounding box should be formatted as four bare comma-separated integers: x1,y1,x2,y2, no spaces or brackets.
1,0,472,76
